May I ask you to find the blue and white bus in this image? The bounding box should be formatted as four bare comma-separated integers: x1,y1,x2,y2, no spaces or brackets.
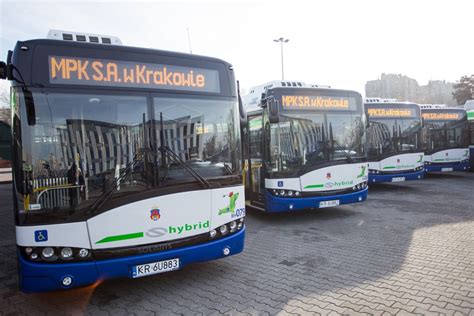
242,81,368,213
364,99,424,183
464,100,474,170
0,30,246,292
420,105,470,172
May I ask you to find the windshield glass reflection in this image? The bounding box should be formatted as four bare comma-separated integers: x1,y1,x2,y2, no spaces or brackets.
266,111,365,176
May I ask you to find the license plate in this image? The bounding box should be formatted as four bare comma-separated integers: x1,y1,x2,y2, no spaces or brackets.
319,200,340,208
392,177,405,182
132,258,180,278
441,167,453,172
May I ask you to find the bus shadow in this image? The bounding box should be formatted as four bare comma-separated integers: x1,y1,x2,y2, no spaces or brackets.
246,205,358,222
367,182,423,194
424,172,469,179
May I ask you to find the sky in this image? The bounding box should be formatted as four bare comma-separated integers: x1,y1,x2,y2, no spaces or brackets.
1,0,473,96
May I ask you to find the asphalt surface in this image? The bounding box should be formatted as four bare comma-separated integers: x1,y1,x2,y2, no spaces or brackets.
0,172,473,315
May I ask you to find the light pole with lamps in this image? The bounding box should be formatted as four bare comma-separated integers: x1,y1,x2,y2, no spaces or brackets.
273,37,289,80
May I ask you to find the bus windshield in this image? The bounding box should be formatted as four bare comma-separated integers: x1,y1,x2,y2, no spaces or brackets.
423,119,468,152
367,117,422,158
16,90,240,224
266,110,365,177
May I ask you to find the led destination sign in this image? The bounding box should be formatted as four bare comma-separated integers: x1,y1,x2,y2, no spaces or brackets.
422,112,463,121
49,56,220,93
367,107,418,118
281,95,355,110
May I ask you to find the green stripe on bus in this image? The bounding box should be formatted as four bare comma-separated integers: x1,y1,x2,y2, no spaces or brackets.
304,184,324,189
434,159,445,162
467,111,474,120
95,232,144,244
383,166,396,169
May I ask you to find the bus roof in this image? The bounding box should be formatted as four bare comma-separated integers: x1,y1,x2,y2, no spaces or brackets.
9,39,236,96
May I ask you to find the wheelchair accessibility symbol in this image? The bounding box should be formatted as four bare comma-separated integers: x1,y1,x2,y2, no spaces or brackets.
34,230,48,242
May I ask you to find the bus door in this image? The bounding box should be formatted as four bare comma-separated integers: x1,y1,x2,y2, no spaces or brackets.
246,114,265,208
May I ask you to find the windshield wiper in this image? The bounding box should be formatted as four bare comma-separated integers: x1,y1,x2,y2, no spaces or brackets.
89,149,146,213
328,122,354,163
158,111,210,189
160,145,211,189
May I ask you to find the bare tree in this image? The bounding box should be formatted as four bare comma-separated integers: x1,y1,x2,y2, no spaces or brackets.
452,75,474,105
0,89,9,108
0,89,11,125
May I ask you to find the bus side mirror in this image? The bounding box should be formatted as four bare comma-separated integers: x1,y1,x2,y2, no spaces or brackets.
238,94,247,129
23,88,36,126
268,99,279,124
0,62,6,79
236,80,247,129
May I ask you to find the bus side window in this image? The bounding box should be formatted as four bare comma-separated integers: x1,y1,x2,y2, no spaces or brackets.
248,116,262,159
248,115,263,193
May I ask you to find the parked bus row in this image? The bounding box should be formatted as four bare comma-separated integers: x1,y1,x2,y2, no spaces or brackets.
0,30,471,293
242,85,471,211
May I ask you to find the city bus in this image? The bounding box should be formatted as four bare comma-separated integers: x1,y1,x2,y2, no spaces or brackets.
0,30,246,292
420,104,470,172
464,100,474,170
364,99,424,183
242,81,368,213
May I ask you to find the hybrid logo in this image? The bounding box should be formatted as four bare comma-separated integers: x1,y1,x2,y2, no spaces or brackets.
145,227,167,238
169,221,210,235
325,182,334,188
325,180,354,188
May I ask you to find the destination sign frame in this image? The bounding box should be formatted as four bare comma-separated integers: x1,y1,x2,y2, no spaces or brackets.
366,107,419,119
48,56,221,93
421,111,464,121
281,95,357,111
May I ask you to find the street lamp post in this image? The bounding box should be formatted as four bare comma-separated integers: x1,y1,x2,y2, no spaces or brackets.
273,37,289,80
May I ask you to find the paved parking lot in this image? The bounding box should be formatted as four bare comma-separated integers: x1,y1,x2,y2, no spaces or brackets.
0,172,473,315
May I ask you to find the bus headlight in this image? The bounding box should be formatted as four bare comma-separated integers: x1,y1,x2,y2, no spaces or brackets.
229,221,237,232
219,224,228,235
270,189,301,197
213,219,244,239
60,247,73,259
78,248,89,258
42,247,54,258
22,246,91,262
209,229,217,238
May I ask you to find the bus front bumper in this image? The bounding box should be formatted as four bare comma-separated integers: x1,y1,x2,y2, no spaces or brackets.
424,161,470,172
18,227,245,293
264,187,368,213
368,169,425,183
